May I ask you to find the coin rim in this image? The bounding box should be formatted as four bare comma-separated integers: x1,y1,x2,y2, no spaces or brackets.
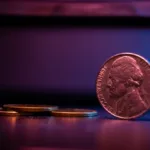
0,110,19,115
3,104,58,112
51,108,98,117
96,52,150,119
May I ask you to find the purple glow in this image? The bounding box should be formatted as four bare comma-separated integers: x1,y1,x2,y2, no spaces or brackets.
0,28,150,93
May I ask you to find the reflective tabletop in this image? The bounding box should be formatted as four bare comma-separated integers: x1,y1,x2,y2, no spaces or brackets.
0,108,150,150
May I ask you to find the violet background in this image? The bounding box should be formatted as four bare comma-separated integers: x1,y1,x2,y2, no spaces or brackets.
0,27,150,95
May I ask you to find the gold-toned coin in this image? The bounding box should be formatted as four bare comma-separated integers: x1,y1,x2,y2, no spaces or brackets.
51,108,98,117
3,104,58,113
0,107,19,116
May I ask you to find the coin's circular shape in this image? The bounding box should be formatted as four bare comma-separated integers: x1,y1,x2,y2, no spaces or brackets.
51,108,98,117
3,104,58,113
96,53,150,119
0,109,19,116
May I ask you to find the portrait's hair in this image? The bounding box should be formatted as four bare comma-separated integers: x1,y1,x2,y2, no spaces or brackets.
107,56,144,97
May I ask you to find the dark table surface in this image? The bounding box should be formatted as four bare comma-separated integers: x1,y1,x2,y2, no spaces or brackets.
1,108,150,150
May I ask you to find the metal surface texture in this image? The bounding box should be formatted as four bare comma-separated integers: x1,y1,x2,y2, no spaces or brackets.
96,53,150,119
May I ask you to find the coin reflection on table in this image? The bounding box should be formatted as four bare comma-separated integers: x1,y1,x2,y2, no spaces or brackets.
96,119,149,150
51,108,98,117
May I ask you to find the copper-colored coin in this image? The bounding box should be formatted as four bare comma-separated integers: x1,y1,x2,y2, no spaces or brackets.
51,108,98,117
0,107,19,116
3,104,58,113
96,53,150,119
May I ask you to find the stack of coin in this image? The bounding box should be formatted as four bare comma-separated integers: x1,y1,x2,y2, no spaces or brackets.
96,52,150,119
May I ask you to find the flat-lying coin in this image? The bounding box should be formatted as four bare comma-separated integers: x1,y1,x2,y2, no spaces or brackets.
3,104,58,113
96,53,150,119
51,108,98,117
0,107,19,116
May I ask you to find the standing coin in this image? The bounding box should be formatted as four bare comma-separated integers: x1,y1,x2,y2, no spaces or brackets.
96,53,150,119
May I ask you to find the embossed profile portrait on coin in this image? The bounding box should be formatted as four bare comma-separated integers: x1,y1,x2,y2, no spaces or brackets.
107,56,148,117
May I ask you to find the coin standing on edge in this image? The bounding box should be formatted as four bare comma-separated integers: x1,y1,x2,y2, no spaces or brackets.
51,108,98,117
3,104,58,113
96,53,150,119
